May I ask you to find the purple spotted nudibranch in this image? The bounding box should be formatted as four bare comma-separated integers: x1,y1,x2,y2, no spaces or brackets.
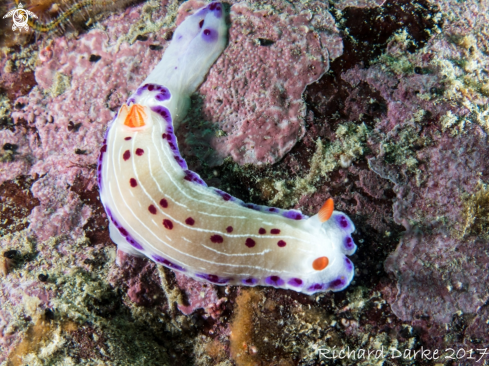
98,2,357,294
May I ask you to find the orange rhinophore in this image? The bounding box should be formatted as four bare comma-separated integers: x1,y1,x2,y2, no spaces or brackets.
312,256,329,271
318,198,334,223
123,104,146,128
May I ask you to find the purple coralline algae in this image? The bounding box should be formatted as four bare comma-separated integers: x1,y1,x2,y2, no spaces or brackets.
183,0,343,165
1,0,489,364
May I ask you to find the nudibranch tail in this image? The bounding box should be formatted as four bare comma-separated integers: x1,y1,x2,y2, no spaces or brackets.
98,1,358,296
142,1,227,126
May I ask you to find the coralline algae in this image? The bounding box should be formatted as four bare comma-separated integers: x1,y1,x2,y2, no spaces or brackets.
1,0,489,364
183,0,343,165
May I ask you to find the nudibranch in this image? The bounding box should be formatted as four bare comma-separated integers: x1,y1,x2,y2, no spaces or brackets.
98,2,357,294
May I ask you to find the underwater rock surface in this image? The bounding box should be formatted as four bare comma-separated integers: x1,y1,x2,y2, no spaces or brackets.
1,0,488,364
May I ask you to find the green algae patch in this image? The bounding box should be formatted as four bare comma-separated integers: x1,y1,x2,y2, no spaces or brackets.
257,122,370,209
459,182,489,240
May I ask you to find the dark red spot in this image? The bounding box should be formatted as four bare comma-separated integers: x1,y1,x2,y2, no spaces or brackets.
135,148,144,156
210,235,223,244
159,198,168,208
123,150,131,161
207,274,219,282
162,133,167,139
226,226,233,233
199,19,204,28
270,229,280,234
130,178,137,187
148,205,157,214
245,238,255,248
148,85,154,91
100,145,107,153
185,217,195,225
124,137,132,140
271,276,279,282
118,227,128,236
163,219,173,230
277,240,286,247
203,29,211,36
222,193,231,201
258,228,266,234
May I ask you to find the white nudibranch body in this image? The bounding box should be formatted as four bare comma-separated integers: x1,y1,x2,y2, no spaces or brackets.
98,2,358,294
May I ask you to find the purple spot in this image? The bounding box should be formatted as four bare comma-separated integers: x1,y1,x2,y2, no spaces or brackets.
152,255,185,272
126,237,143,250
185,217,195,226
124,137,132,140
283,211,303,220
118,227,128,236
345,236,354,249
163,219,173,230
155,90,170,101
242,278,258,285
288,278,303,287
202,28,218,42
136,148,144,156
183,170,206,186
245,238,255,248
307,283,324,292
130,178,137,187
127,97,136,105
345,258,353,272
160,198,168,208
265,276,285,286
208,2,222,17
174,155,186,168
216,189,232,201
270,229,280,234
243,203,260,211
210,235,223,244
329,277,347,290
222,193,231,201
148,205,157,214
135,85,146,95
277,240,286,247
337,215,349,229
226,226,233,233
151,106,172,122
196,273,231,284
258,228,266,234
